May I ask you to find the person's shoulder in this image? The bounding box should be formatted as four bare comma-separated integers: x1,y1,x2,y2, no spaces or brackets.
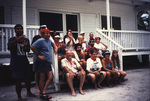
61,58,67,61
87,58,92,61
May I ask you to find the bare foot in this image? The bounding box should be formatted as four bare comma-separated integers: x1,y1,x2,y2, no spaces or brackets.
71,91,76,96
18,97,23,101
94,84,98,90
36,89,40,93
27,92,36,97
79,90,85,95
97,84,103,89
108,84,113,88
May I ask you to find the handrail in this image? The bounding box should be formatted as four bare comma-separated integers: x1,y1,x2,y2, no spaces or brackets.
101,29,150,33
96,28,123,49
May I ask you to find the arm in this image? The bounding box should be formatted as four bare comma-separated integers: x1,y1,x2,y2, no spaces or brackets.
8,35,25,50
31,45,45,61
100,42,107,51
110,60,115,71
52,43,57,54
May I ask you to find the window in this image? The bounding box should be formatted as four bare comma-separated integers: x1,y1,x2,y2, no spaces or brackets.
112,16,121,30
101,15,121,30
66,14,78,31
40,12,63,31
0,6,4,24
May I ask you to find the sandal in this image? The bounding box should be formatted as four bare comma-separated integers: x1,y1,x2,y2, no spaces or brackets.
40,93,52,100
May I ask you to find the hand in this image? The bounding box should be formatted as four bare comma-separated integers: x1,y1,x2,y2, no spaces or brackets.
23,40,28,46
95,71,100,76
38,55,45,61
69,72,76,79
54,49,57,54
17,35,25,41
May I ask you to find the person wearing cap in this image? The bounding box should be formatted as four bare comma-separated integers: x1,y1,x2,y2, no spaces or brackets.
54,35,66,74
61,50,86,96
86,50,106,89
101,51,118,88
8,24,36,101
94,37,108,59
31,25,47,93
84,39,101,60
31,28,57,99
72,43,86,70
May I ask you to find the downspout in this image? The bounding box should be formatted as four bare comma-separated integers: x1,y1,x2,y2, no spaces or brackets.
22,0,27,36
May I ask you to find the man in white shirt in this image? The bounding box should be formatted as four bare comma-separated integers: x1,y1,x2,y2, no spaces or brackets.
61,50,86,96
86,50,106,89
94,37,107,58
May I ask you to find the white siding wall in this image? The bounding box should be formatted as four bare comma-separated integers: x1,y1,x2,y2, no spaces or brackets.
0,0,137,38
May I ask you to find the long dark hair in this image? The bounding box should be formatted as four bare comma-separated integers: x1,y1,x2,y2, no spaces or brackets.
111,50,120,68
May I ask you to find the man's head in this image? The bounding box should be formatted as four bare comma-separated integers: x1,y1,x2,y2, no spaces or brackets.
95,37,101,43
14,24,23,37
66,50,73,59
89,32,94,39
75,43,82,52
89,39,95,47
78,35,83,41
91,50,98,59
41,29,50,40
54,35,61,42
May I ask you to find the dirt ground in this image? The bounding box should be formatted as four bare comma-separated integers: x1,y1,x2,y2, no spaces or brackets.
0,67,150,101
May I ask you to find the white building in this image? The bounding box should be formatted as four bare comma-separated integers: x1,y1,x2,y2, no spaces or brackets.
0,0,150,91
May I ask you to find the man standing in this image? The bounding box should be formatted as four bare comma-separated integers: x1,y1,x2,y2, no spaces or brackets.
31,28,57,99
31,25,47,93
8,24,36,101
61,50,86,96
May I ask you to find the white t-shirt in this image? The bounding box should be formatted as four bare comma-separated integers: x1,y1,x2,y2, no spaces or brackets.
94,43,105,55
61,58,80,74
86,58,102,71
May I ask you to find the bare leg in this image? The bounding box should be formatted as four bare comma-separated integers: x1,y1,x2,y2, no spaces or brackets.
97,71,106,89
43,71,53,94
39,73,45,93
88,73,97,89
66,73,76,96
24,76,36,97
106,71,112,88
78,71,85,95
15,79,22,101
34,72,40,93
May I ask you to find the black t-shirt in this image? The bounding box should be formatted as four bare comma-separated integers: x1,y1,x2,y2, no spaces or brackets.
8,37,30,71
31,35,41,44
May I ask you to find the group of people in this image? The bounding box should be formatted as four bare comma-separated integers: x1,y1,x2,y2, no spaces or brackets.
8,24,127,101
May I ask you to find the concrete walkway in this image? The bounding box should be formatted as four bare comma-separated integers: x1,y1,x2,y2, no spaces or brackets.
0,68,150,101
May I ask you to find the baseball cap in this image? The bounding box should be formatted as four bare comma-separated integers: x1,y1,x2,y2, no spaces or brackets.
54,35,61,39
104,50,110,56
39,25,47,29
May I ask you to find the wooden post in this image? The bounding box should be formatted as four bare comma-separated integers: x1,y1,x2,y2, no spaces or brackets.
22,0,27,36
